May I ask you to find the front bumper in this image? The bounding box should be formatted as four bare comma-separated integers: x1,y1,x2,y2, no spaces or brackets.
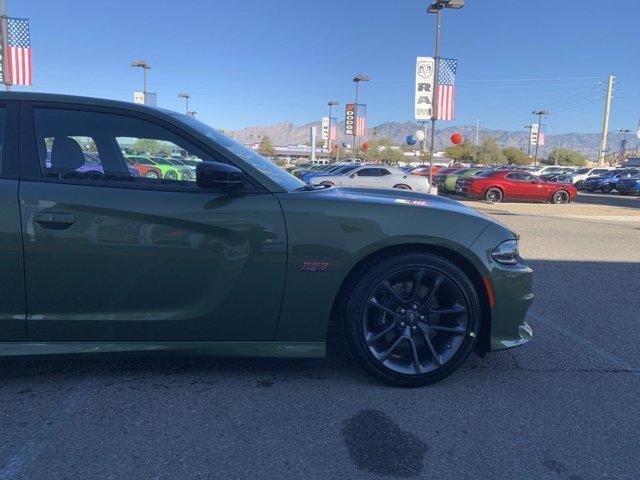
470,223,534,352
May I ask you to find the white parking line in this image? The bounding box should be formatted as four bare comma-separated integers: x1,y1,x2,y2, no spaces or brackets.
528,311,640,376
0,376,98,480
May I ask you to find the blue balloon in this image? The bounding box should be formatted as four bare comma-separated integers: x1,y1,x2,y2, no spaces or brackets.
341,141,349,148
406,135,417,146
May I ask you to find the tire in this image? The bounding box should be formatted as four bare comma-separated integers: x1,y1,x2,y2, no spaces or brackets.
343,252,481,387
551,189,570,204
165,170,178,180
320,181,334,187
484,187,503,203
393,184,412,190
601,184,613,193
575,180,584,189
144,171,159,179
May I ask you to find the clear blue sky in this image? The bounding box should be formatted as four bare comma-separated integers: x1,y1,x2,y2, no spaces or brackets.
12,0,640,134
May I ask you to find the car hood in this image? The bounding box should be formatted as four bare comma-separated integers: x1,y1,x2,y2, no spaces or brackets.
301,186,494,222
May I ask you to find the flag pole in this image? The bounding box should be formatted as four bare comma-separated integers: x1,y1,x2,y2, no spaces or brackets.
428,7,441,192
0,0,10,91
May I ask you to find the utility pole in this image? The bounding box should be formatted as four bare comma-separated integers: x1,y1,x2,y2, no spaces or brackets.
598,75,615,166
327,100,339,161
1,0,10,91
475,119,479,164
532,110,548,166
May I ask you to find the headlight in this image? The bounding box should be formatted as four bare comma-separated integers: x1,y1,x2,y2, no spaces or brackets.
491,239,519,265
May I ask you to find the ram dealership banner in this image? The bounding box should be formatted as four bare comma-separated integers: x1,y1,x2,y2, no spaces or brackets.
321,116,330,149
415,56,435,121
529,123,540,146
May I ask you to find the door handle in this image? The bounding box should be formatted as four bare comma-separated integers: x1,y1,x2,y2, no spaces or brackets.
33,212,75,230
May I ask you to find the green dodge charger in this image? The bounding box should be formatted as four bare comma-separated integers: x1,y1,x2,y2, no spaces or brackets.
0,93,533,387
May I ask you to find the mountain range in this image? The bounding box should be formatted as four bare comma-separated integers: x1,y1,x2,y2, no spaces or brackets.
227,121,639,159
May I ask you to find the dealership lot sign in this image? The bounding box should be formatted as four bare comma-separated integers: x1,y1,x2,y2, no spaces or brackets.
415,56,435,121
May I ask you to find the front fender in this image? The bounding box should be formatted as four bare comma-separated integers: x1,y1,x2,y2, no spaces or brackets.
273,190,496,343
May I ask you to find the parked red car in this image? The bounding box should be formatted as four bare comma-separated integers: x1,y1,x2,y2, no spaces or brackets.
456,170,578,203
411,165,444,177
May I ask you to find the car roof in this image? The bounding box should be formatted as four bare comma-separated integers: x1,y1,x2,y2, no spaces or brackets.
0,91,178,118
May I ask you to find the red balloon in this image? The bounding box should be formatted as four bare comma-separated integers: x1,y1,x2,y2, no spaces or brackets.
450,133,462,145
362,142,370,151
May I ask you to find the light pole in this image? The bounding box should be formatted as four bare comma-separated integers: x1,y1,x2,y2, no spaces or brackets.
187,111,197,117
532,110,548,166
524,125,533,156
131,60,151,103
427,0,465,191
327,100,339,161
178,92,191,115
352,74,369,157
618,129,631,160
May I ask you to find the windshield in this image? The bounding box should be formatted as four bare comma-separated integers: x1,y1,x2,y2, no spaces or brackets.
175,114,304,191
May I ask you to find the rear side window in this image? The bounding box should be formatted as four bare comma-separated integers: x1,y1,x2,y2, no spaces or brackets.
379,169,391,176
356,168,379,177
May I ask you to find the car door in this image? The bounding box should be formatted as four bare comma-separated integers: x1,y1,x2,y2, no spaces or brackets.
18,102,287,342
0,100,25,341
518,173,548,200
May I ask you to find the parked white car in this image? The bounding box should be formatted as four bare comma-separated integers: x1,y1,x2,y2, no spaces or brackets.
311,165,430,192
569,167,611,188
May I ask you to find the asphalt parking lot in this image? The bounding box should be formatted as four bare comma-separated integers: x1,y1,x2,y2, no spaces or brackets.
0,191,638,480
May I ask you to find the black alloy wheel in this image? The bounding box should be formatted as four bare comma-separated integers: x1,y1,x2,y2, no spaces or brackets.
344,253,480,387
485,187,503,203
552,190,570,204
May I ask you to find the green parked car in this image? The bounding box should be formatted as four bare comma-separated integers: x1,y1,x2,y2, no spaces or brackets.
442,168,485,193
0,92,533,387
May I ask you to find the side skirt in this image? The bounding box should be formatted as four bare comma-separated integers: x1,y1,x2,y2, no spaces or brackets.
0,341,326,358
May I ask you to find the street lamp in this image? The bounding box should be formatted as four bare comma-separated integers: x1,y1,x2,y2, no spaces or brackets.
618,129,631,159
328,100,339,161
426,0,465,191
352,74,369,156
532,110,549,166
178,92,191,115
131,60,151,103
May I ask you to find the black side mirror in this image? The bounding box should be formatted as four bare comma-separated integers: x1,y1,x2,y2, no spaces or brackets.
196,161,245,190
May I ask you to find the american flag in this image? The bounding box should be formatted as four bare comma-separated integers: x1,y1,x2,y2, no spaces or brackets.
329,117,337,141
7,18,32,86
435,58,457,121
354,103,367,136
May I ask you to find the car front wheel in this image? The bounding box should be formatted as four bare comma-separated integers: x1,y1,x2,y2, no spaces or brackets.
144,171,159,179
165,171,178,180
393,184,411,190
601,184,613,193
343,253,480,387
320,181,334,187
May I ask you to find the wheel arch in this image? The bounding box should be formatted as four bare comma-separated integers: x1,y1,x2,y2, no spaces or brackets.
327,243,492,357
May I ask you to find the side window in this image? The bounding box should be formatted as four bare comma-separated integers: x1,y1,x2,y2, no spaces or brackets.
379,169,391,176
505,173,518,181
356,168,379,177
32,108,215,189
520,174,535,182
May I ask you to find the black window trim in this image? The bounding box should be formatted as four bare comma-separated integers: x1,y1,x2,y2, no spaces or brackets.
18,101,268,194
0,101,19,180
